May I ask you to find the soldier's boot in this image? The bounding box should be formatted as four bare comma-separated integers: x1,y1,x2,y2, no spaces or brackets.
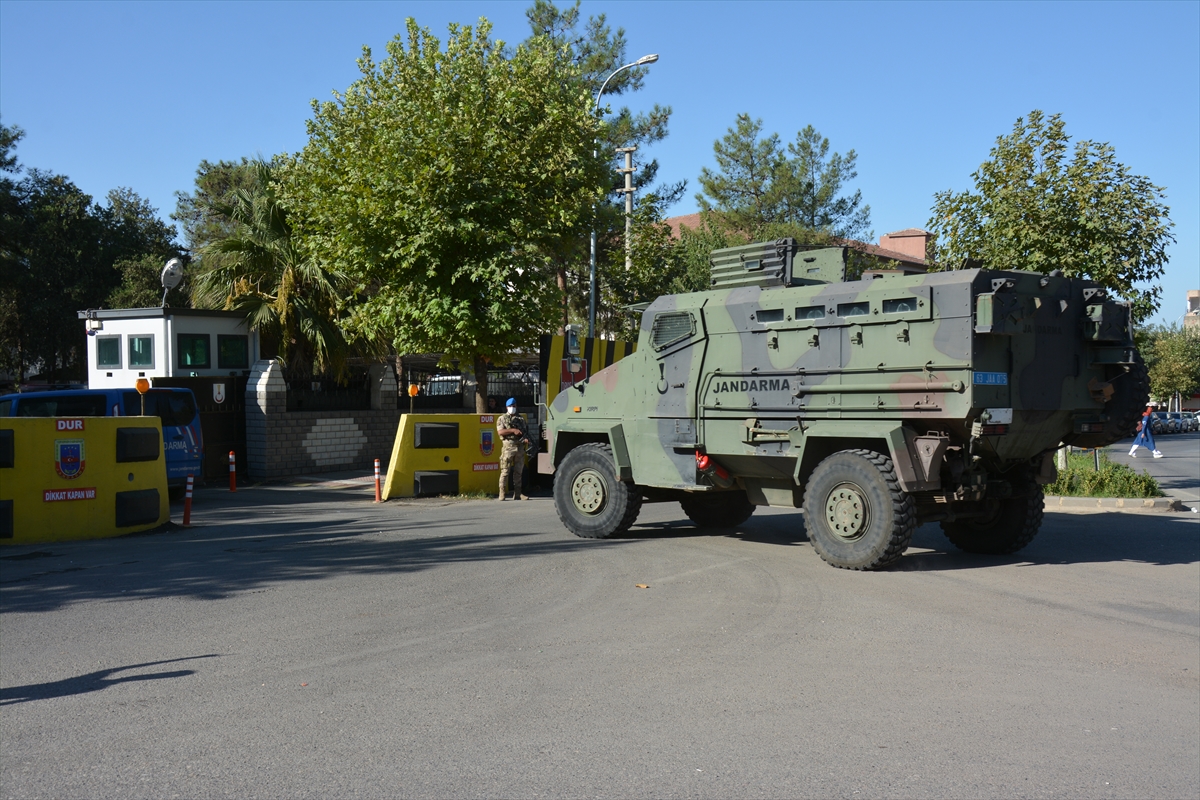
518,494,530,501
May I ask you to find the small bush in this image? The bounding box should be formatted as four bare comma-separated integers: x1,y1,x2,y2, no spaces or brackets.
1046,449,1163,498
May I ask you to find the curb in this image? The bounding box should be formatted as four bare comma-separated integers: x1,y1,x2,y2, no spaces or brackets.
1044,495,1195,513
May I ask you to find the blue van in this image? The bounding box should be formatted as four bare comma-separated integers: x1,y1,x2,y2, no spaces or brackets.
0,388,204,493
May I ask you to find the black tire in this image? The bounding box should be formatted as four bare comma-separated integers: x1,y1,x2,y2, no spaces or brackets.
940,468,1043,555
1067,351,1150,448
553,443,642,539
801,449,916,570
680,491,756,528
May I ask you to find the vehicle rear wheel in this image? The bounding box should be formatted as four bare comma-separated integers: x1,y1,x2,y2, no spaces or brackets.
802,449,915,570
941,468,1043,555
553,443,642,539
680,490,756,528
1066,351,1150,448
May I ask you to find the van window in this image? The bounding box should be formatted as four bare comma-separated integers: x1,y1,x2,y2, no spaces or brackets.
129,336,154,368
123,391,197,426
218,335,249,369
178,334,210,368
0,399,12,415
16,395,109,417
97,336,122,368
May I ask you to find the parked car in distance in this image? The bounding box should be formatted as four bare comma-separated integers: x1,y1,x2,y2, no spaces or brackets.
0,387,204,494
1150,411,1170,434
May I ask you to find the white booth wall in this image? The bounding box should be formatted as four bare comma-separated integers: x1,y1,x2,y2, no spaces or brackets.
81,308,260,389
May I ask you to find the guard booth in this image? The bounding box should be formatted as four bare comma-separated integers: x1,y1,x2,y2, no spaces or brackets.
153,376,247,483
77,307,259,484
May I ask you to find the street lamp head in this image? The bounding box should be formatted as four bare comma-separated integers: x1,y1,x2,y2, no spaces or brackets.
636,54,659,65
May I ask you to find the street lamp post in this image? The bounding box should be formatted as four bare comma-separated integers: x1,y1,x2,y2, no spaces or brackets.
589,53,658,338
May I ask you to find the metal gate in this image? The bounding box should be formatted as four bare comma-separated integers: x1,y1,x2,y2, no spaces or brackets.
153,376,247,483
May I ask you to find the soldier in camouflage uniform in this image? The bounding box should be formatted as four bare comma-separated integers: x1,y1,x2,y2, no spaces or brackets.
497,398,531,500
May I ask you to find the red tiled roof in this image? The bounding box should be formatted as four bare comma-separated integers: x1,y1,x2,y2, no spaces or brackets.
665,213,702,239
662,214,927,267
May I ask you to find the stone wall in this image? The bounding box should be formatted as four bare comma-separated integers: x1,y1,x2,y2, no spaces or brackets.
245,360,401,480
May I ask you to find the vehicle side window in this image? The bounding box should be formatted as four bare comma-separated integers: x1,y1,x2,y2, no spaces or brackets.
126,391,197,426
796,305,825,320
0,399,11,415
883,298,918,314
16,396,108,416
650,311,695,350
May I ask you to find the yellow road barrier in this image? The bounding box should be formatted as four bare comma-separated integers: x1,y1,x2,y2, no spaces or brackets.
382,413,531,499
0,417,169,544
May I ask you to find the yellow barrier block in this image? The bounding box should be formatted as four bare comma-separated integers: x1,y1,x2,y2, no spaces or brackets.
382,413,530,500
0,417,169,544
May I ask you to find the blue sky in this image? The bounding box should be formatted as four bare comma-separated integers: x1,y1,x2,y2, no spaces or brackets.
2,0,1196,326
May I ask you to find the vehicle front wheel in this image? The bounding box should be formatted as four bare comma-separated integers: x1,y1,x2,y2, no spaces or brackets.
802,449,915,570
553,443,642,539
680,490,756,528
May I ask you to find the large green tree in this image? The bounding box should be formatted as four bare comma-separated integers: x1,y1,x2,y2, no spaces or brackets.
0,125,180,385
283,18,605,410
927,110,1174,320
1140,324,1200,405
697,115,871,240
193,160,351,378
598,193,710,340
173,158,259,262
524,0,680,330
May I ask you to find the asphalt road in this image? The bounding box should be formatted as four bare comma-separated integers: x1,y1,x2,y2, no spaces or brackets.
2,482,1197,799
1106,431,1200,504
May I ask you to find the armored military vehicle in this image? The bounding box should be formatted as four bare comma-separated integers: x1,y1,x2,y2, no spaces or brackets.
545,238,1148,570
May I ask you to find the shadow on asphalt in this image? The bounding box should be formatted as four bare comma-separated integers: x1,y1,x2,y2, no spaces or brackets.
623,508,1199,572
2,485,1195,613
0,655,219,705
0,487,627,614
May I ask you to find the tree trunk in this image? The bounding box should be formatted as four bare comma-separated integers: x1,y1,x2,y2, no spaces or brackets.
474,355,489,413
557,267,569,334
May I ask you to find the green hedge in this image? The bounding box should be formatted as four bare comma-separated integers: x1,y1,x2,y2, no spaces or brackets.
1046,450,1163,498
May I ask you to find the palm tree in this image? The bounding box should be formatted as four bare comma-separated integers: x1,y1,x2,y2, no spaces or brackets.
192,160,351,378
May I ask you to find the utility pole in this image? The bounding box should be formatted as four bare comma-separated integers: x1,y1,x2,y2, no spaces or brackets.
589,54,658,338
615,146,637,272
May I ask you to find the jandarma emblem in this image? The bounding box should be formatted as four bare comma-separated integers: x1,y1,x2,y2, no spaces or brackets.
55,439,86,479
480,429,494,456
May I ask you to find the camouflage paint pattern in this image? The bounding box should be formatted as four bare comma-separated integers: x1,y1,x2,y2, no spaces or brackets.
547,240,1137,516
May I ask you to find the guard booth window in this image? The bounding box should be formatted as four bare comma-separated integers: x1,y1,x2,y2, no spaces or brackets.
218,335,249,369
129,336,154,368
178,334,210,369
97,336,121,368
